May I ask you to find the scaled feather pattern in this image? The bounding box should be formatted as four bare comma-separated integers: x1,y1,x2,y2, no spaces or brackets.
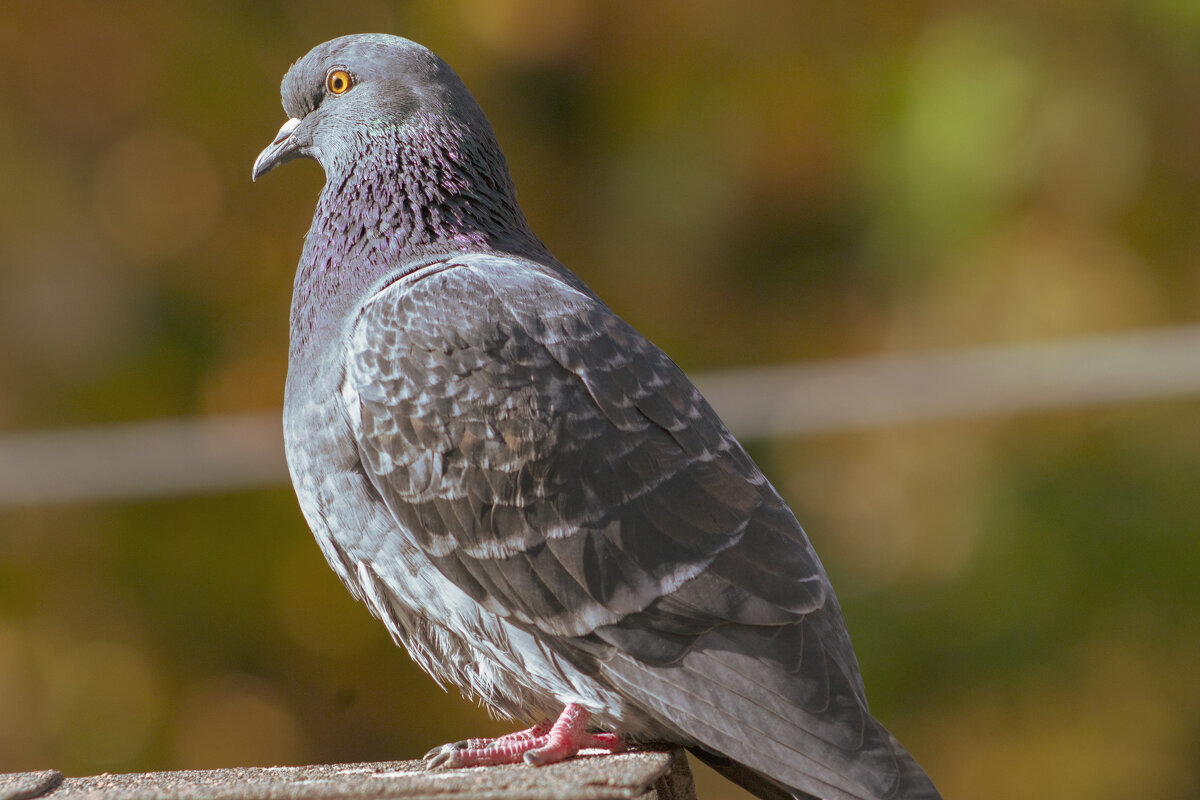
253,33,942,800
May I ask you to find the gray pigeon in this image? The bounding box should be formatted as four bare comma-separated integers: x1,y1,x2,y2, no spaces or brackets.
253,33,942,800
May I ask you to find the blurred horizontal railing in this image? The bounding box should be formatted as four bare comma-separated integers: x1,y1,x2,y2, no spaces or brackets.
2,325,1200,506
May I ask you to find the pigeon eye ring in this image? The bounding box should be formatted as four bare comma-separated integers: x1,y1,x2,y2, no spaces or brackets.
326,68,352,95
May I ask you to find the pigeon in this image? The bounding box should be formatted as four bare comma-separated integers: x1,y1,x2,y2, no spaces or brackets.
253,33,942,800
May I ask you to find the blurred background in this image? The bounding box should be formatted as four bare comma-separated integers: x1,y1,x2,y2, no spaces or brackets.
1,1,1199,798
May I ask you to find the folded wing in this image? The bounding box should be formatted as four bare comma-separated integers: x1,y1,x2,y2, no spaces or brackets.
343,253,939,800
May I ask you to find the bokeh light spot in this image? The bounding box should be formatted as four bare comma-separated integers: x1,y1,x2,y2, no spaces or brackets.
274,543,380,659
174,674,307,769
92,127,222,263
43,640,164,770
458,0,591,64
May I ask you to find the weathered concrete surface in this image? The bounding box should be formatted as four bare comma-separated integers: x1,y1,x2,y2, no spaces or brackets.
4,749,696,800
0,771,63,800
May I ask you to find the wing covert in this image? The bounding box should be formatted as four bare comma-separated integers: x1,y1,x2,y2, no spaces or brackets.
339,253,928,799
342,254,824,637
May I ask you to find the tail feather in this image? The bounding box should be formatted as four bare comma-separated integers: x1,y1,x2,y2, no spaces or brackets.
689,733,941,800
688,747,819,800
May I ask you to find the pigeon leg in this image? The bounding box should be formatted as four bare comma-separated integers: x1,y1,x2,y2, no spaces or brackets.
424,704,624,769
523,703,627,765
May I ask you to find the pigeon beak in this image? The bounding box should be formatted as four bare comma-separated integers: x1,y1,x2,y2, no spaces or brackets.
252,117,304,181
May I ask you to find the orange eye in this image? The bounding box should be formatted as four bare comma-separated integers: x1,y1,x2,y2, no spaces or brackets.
326,69,352,95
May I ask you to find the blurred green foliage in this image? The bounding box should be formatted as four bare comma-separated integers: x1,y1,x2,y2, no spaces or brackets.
0,2,1198,798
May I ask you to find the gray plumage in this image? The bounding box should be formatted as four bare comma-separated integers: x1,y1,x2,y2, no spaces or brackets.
253,33,942,800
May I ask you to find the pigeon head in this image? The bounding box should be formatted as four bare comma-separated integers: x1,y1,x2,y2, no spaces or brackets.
252,33,489,181
256,34,553,361
254,33,549,277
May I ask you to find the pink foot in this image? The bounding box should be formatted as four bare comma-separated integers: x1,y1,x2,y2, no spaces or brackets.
424,703,625,769
426,721,553,755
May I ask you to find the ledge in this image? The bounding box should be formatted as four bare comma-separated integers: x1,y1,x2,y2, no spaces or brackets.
1,748,696,800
